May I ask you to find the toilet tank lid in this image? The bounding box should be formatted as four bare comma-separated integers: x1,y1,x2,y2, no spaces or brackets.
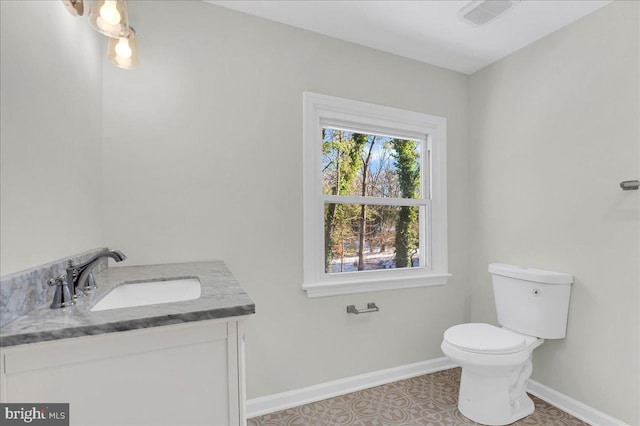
488,263,573,284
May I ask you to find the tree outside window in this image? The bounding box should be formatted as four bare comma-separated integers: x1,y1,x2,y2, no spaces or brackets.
322,128,422,274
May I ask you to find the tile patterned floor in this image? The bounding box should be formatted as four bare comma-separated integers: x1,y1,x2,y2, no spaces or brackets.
248,368,588,426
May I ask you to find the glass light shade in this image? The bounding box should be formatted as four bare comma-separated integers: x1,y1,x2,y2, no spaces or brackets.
107,27,138,70
88,0,129,38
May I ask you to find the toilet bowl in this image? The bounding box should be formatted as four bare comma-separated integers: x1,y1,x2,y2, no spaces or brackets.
441,323,543,425
442,264,573,426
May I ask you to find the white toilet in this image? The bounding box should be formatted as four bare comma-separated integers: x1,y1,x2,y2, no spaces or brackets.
441,263,573,426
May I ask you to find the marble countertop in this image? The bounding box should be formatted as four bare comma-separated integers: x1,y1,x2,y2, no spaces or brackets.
0,261,255,347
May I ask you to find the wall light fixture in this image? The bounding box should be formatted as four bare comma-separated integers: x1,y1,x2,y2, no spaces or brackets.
62,0,84,16
61,0,138,70
88,0,129,38
107,27,138,70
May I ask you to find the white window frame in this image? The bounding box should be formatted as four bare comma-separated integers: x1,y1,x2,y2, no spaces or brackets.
302,92,450,298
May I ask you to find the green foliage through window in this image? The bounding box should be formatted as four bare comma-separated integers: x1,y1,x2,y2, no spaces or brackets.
322,128,422,273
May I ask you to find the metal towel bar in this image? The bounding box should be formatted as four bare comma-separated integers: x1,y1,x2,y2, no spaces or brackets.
620,180,639,190
347,302,379,314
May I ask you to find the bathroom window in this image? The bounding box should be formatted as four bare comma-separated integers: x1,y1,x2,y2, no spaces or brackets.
303,93,449,297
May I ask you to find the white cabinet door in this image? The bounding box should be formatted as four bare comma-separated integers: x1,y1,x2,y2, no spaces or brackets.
1,318,246,426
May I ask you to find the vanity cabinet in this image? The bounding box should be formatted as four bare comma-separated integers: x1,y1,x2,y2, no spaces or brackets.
0,317,248,426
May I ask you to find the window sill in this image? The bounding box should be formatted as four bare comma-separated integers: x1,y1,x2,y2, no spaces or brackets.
302,272,451,298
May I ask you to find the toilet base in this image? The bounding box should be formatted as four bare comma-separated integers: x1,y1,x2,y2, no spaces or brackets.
460,396,534,426
457,358,535,426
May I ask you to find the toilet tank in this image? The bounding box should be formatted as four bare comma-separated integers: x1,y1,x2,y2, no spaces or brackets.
489,263,573,339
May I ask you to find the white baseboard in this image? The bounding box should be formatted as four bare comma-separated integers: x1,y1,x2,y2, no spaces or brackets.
246,357,456,418
527,379,627,426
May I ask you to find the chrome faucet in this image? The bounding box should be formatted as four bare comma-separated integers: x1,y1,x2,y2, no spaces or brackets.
66,249,127,298
49,249,127,309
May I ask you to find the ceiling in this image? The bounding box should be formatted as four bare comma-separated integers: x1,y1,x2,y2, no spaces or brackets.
209,0,611,74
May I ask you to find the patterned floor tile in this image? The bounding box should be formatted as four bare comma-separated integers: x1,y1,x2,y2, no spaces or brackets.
248,368,589,426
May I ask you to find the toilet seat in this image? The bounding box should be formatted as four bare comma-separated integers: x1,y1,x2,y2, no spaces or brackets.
443,323,531,355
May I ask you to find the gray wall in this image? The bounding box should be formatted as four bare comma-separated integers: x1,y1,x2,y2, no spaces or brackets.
0,1,104,275
100,1,470,399
468,2,639,423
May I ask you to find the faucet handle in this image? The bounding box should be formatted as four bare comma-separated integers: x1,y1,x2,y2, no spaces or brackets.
48,274,67,286
48,274,76,308
81,272,97,293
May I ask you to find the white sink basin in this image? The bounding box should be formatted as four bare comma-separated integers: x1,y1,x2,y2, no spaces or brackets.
91,278,201,312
